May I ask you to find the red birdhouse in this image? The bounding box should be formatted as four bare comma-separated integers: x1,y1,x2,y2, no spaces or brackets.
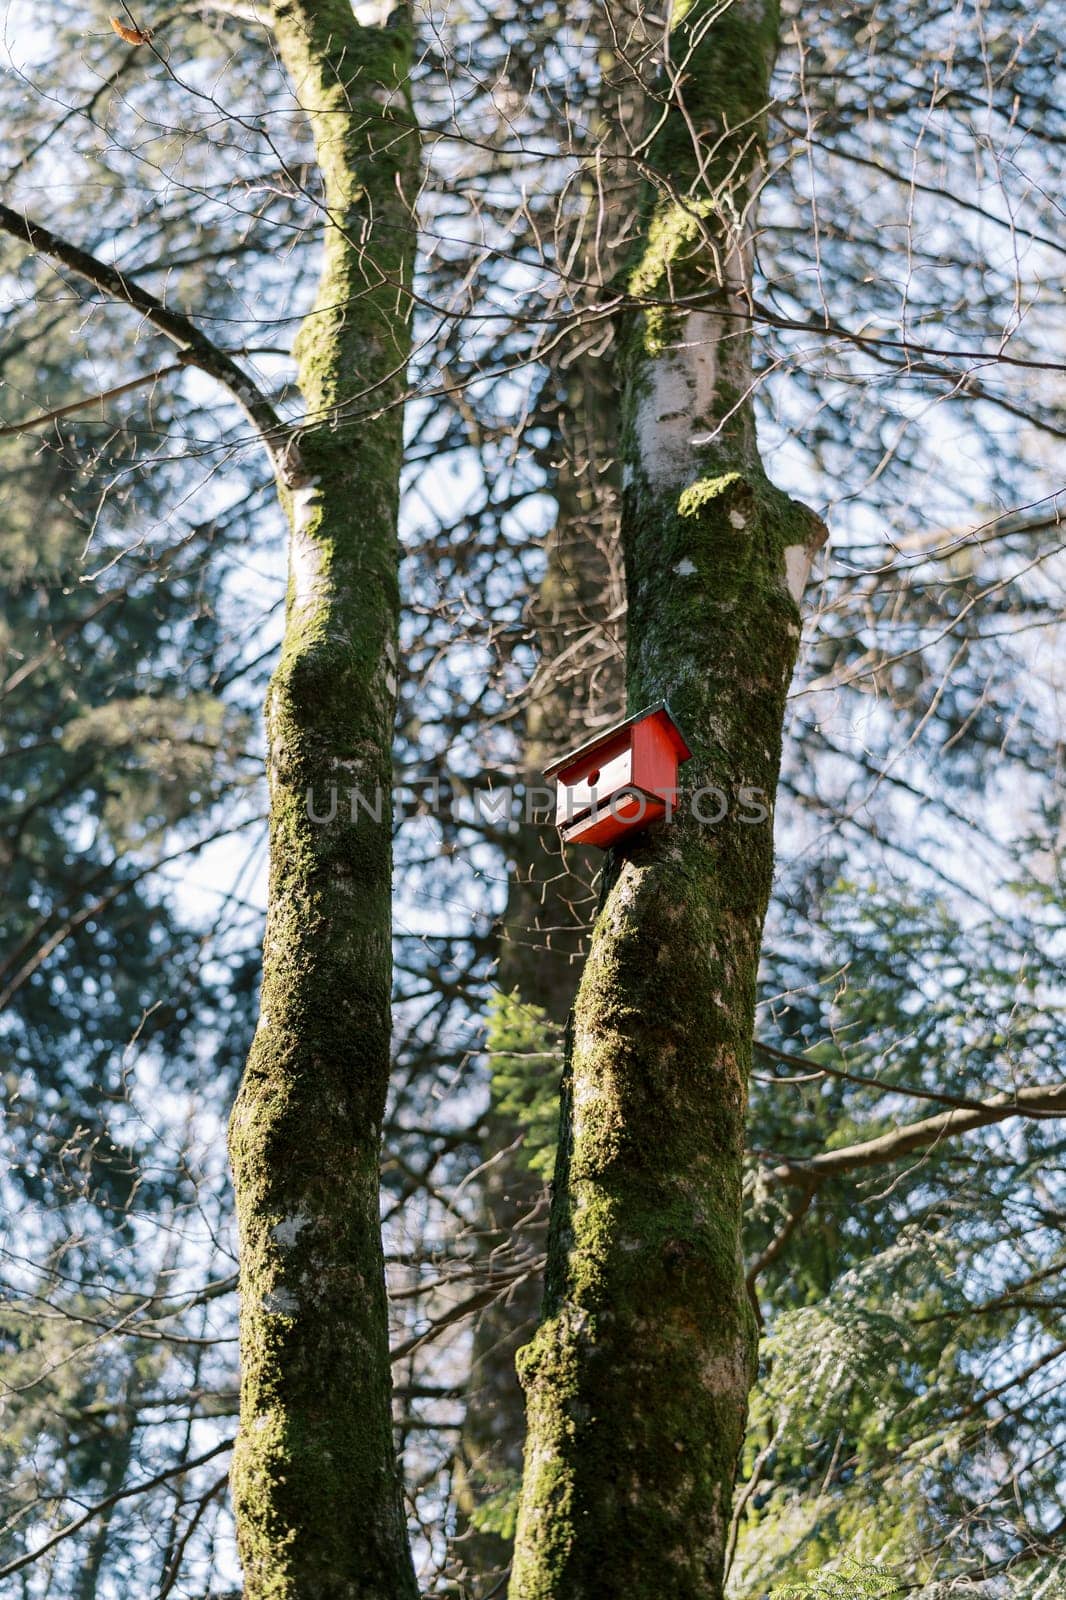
544,702,693,849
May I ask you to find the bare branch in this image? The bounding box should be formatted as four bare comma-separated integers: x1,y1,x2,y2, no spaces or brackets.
767,1083,1066,1186
0,362,186,437
0,1438,233,1581
0,201,285,457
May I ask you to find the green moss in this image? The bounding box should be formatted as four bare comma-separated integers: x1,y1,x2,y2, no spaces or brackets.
677,471,743,518
511,812,769,1597
228,5,420,1598
628,199,716,354
654,0,782,186
278,2,417,426
616,0,786,460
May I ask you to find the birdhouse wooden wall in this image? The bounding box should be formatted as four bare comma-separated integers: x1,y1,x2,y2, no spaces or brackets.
544,703,692,849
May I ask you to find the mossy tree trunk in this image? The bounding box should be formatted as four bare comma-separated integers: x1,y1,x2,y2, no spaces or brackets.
228,5,420,1598
508,5,825,1599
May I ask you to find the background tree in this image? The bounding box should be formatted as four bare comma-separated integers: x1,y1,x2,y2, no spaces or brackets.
449,349,625,1597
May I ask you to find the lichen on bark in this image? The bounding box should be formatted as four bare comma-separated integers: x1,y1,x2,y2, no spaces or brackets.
509,3,825,1598
227,5,420,1598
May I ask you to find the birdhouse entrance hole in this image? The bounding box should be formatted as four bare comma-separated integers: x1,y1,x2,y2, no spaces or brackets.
544,703,692,850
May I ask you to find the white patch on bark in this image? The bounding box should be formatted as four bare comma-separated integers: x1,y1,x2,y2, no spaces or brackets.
634,311,721,493
290,488,328,614
703,1339,750,1394
560,1300,591,1338
674,557,697,576
570,1074,606,1146
291,478,320,531
353,0,392,22
272,1213,312,1250
523,1432,558,1481
784,543,814,603
728,507,748,530
262,1287,299,1314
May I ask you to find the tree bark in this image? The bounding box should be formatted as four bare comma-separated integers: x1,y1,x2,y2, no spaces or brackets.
508,4,825,1598
228,6,420,1598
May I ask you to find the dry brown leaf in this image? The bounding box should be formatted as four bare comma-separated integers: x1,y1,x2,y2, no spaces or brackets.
109,16,152,44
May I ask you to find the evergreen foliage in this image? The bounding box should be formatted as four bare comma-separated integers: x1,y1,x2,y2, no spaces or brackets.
485,990,564,1180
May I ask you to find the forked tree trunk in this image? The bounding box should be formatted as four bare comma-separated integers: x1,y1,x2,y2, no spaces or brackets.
228,5,420,1597
509,4,825,1597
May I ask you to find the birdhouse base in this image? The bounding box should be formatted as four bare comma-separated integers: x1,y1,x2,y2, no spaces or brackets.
560,786,671,848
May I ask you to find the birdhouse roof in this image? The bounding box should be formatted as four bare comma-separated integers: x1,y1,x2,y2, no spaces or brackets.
543,701,692,779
